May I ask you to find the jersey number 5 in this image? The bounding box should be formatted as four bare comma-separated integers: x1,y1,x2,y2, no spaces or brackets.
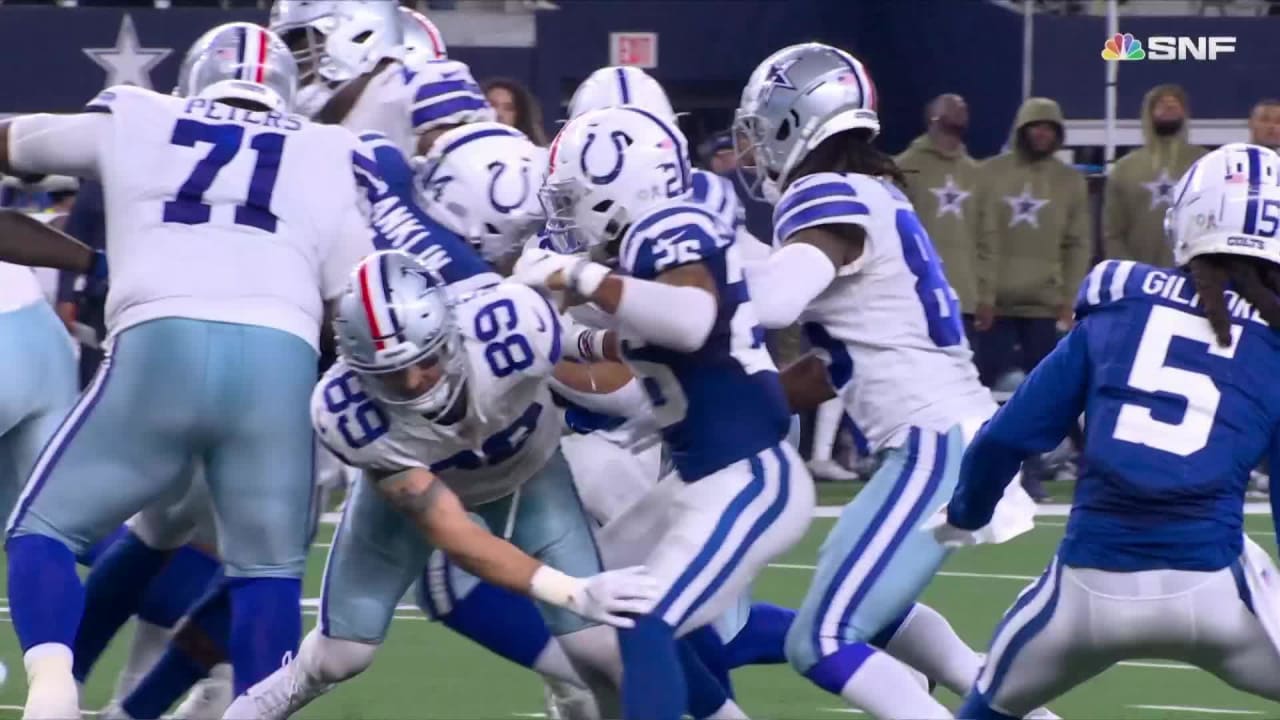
164,119,285,232
1112,304,1241,457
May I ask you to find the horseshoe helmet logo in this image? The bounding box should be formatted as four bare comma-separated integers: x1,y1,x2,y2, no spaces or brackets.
580,130,633,185
487,160,532,215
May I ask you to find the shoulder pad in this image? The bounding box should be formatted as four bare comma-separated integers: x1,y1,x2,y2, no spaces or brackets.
620,202,729,280
1074,260,1150,317
690,169,743,230
310,367,396,471
84,85,152,114
773,172,872,245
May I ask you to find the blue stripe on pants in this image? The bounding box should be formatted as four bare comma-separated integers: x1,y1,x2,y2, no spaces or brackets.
673,446,791,629
653,452,768,621
809,428,923,659
7,347,118,534
836,432,948,632
982,556,1064,698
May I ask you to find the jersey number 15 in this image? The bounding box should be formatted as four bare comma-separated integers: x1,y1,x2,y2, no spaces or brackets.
164,119,285,232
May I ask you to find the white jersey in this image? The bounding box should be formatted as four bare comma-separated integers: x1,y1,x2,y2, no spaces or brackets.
341,58,492,157
772,171,993,450
312,283,565,506
0,263,43,313
6,86,375,350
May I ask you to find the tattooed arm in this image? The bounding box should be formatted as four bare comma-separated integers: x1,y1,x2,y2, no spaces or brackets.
375,468,545,594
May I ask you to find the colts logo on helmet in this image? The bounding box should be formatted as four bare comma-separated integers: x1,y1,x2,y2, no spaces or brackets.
487,160,532,214
580,130,633,185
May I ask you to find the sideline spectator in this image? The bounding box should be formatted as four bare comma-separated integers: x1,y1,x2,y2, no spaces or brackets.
896,93,982,347
483,77,548,145
1103,84,1205,266
1249,98,1280,151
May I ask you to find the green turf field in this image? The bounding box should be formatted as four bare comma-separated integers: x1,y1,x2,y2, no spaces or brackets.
0,489,1277,719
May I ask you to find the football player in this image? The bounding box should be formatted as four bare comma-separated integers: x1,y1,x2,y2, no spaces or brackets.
514,105,816,720
226,250,654,719
0,22,375,719
940,144,1280,717
735,43,1043,718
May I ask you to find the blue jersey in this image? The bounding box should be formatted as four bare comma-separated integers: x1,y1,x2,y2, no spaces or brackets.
618,200,789,481
350,132,499,288
949,260,1280,572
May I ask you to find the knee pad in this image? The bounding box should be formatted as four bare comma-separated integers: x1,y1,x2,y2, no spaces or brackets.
302,630,379,684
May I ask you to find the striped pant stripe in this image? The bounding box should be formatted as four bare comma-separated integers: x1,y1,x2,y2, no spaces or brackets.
978,555,1064,698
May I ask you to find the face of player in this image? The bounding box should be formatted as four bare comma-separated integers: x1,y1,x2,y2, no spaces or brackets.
487,86,518,127
1251,105,1280,149
375,355,445,403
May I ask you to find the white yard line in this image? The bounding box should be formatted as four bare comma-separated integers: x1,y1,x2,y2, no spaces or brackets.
768,562,1037,581
1129,704,1263,715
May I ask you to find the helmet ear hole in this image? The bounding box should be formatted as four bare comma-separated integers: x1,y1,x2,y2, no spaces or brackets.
351,30,372,44
592,200,614,213
776,120,791,143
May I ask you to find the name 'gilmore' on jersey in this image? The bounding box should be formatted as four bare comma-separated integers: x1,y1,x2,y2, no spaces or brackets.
77,86,373,350
619,200,790,482
773,171,993,450
312,283,565,506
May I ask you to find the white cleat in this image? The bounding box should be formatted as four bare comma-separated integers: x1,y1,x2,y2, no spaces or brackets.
1025,708,1061,720
172,664,233,720
542,679,598,720
221,659,332,720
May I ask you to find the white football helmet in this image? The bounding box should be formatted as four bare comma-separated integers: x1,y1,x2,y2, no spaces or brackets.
269,0,403,98
568,66,675,125
542,106,691,255
735,42,878,201
333,250,466,417
416,122,546,261
400,7,448,65
176,23,298,113
1165,143,1280,267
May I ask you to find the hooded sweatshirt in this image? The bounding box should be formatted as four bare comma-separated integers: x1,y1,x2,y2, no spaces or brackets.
895,134,981,313
974,97,1089,319
1103,84,1206,266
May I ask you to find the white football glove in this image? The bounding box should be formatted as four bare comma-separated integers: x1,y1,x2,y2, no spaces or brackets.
511,247,581,290
567,566,661,628
924,514,980,549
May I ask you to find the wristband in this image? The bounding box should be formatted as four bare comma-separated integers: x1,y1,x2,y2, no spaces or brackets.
529,565,584,609
88,250,109,281
574,328,609,362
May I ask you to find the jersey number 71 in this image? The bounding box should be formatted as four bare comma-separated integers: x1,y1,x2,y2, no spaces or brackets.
164,119,285,232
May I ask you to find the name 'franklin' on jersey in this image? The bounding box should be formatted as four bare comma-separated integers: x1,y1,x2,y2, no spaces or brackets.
618,200,790,482
1061,260,1280,571
82,85,372,350
772,171,993,451
312,283,565,506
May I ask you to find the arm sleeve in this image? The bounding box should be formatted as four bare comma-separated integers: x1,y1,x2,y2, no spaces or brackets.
1061,175,1092,307
615,277,717,353
549,374,651,420
948,323,1091,530
744,242,837,329
973,172,998,307
8,114,109,180
1101,173,1132,261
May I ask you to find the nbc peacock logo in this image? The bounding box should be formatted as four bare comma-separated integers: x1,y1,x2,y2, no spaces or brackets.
1102,33,1146,60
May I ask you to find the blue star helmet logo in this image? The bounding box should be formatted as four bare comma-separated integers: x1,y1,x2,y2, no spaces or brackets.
765,59,799,91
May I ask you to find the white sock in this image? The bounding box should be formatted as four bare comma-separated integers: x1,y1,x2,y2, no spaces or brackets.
840,650,951,720
532,639,588,687
704,699,748,720
113,620,173,702
811,398,843,462
24,642,73,678
882,603,981,696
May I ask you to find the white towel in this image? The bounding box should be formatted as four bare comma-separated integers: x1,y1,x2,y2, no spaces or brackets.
922,416,1037,547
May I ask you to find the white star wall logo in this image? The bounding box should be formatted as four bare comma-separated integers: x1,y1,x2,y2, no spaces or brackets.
82,15,172,90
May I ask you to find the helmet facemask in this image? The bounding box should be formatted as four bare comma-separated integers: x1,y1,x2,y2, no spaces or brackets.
540,176,628,257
